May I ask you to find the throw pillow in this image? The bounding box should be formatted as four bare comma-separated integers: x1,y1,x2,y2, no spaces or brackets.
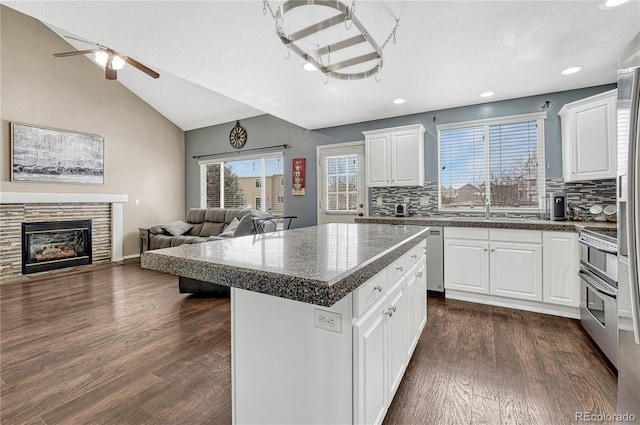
233,213,256,237
219,217,241,238
162,220,193,236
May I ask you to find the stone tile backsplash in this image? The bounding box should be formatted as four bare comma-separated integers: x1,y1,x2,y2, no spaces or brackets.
370,178,617,220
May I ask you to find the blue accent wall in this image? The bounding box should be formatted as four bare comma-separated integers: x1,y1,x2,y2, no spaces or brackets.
185,84,616,226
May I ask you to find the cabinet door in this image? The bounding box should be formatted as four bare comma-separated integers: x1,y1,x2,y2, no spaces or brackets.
390,130,420,186
365,134,390,187
542,232,579,307
405,264,418,358
562,91,617,181
416,257,427,334
386,277,408,401
354,296,388,425
490,241,542,301
444,239,489,294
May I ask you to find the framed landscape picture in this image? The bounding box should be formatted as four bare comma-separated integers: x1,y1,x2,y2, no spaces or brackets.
11,122,104,184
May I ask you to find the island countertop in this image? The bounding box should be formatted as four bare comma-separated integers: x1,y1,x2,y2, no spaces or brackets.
141,223,429,307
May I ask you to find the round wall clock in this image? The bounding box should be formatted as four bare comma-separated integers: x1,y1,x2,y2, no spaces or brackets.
229,121,247,149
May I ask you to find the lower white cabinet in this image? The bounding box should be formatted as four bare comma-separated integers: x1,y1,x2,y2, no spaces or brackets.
353,239,427,425
354,296,388,425
490,239,542,302
444,226,580,318
542,231,579,307
444,238,490,294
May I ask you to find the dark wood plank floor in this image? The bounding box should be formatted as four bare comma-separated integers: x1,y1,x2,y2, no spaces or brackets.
1,262,617,424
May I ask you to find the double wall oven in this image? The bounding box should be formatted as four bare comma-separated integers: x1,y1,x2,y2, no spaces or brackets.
579,228,618,368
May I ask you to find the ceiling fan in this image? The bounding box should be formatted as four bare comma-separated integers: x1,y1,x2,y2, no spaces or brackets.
53,36,160,81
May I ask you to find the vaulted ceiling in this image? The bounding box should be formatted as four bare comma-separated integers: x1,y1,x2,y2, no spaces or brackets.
4,1,639,131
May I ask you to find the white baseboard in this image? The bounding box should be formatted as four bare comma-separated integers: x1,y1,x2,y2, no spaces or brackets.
446,290,580,319
122,254,141,260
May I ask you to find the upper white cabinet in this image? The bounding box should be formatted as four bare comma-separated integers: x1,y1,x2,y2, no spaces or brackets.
558,89,617,182
364,124,425,187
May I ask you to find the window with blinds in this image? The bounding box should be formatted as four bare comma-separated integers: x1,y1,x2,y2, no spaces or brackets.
325,154,359,212
438,113,545,210
200,153,284,214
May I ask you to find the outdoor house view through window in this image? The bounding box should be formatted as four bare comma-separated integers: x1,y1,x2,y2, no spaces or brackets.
325,154,358,212
201,153,284,215
438,113,545,210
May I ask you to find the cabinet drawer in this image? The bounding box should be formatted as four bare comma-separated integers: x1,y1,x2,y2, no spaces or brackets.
444,227,488,240
405,244,422,266
353,269,388,318
388,255,407,284
490,228,541,243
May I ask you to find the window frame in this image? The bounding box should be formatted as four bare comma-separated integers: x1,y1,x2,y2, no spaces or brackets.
436,112,546,212
198,151,283,212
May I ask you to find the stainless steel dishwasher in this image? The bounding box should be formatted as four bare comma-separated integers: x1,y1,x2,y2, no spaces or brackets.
426,226,444,295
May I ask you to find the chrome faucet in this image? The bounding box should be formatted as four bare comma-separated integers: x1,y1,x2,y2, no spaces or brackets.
485,200,491,219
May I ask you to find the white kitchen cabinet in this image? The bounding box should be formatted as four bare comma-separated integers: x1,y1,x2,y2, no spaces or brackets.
386,277,408,401
444,228,542,301
558,89,617,182
353,238,426,425
542,231,579,307
490,240,542,302
444,238,490,294
364,124,425,187
354,296,388,425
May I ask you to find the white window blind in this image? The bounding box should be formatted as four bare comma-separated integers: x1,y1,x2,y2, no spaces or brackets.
325,154,358,212
200,153,284,214
438,113,545,210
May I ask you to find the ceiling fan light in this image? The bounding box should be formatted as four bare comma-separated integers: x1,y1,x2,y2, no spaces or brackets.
111,55,125,70
94,51,109,67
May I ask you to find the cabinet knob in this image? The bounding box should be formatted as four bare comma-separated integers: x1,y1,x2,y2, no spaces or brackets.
385,309,394,317
390,306,397,313
491,249,495,252
416,272,423,277
411,254,418,259
397,266,403,272
374,285,383,292
484,248,488,252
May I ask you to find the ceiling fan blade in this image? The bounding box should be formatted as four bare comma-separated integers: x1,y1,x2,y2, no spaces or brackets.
53,49,101,58
124,57,160,79
64,35,97,46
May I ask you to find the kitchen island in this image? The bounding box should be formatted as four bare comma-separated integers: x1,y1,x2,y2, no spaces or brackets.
141,223,429,425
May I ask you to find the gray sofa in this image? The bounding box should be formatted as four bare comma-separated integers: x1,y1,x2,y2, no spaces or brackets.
148,207,264,295
148,208,255,250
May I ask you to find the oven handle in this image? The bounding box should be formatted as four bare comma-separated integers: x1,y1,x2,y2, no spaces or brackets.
579,269,617,298
578,238,617,255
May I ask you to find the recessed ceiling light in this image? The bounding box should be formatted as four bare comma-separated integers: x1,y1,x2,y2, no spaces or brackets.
302,62,317,72
480,91,494,98
393,98,405,105
562,66,583,75
600,0,630,9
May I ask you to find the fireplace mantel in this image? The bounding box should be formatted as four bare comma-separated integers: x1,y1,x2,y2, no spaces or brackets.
0,192,128,262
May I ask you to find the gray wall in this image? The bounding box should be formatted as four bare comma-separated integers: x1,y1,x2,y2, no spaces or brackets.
316,84,616,181
185,84,616,227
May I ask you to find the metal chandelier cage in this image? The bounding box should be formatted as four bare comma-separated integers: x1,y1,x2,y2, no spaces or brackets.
263,0,399,81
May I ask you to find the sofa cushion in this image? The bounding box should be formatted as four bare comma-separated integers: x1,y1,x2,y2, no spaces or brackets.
170,235,208,246
219,217,241,238
150,234,174,250
162,220,193,236
199,221,225,237
234,213,256,237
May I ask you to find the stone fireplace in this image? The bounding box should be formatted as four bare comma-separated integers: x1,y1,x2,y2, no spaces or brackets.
0,192,127,280
21,220,92,274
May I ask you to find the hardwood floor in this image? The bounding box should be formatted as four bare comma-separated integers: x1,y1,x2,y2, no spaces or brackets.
1,262,617,424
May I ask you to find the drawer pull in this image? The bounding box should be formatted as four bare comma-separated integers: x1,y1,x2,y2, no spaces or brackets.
416,272,423,277
373,285,383,292
390,306,397,313
411,254,418,259
385,309,393,317
397,266,404,272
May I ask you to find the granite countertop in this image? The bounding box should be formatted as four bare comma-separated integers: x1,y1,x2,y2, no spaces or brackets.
141,223,429,307
355,216,617,232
